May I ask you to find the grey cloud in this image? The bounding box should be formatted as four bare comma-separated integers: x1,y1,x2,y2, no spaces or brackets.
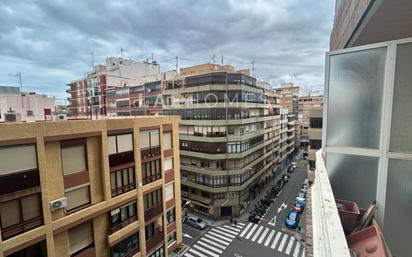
0,0,334,99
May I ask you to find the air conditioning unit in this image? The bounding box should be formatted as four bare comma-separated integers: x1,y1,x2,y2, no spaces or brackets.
50,197,67,211
4,112,21,123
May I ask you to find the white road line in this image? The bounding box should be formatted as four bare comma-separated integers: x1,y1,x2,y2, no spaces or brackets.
293,241,301,257
212,228,236,238
285,237,295,255
215,226,238,236
184,253,195,257
200,237,226,250
208,231,233,243
239,223,253,237
193,244,219,257
251,226,264,241
264,230,275,247
257,227,269,244
224,225,241,232
271,232,281,249
277,234,288,252
189,248,210,257
204,234,230,246
238,222,245,226
302,248,305,257
245,224,258,239
197,241,223,254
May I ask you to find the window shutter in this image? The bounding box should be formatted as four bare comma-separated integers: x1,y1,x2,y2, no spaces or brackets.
61,145,87,175
117,134,133,153
0,145,37,175
69,222,93,255
164,158,173,171
163,132,172,150
165,183,174,201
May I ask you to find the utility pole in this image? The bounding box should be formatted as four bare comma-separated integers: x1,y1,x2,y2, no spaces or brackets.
175,56,179,75
211,54,216,64
120,48,125,60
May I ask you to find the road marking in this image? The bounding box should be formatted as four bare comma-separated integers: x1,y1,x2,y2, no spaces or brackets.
200,237,226,250
293,242,301,257
277,234,288,252
189,248,211,257
251,226,263,241
212,228,236,238
238,222,245,226
257,227,269,244
271,232,281,249
215,226,238,236
264,230,275,247
245,224,258,239
197,241,223,254
302,248,305,257
208,231,233,243
193,244,219,257
184,253,195,257
285,236,295,255
224,225,241,232
239,223,252,237
204,234,230,246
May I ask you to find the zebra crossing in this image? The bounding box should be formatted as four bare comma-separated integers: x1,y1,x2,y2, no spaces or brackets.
183,222,245,257
239,223,305,257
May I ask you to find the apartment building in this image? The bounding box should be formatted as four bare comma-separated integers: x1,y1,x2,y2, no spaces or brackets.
279,109,289,168
0,86,55,123
67,57,160,119
307,106,322,170
162,70,281,218
0,116,181,257
309,1,412,256
298,91,323,147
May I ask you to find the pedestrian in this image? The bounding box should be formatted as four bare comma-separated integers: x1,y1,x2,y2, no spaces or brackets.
234,219,237,227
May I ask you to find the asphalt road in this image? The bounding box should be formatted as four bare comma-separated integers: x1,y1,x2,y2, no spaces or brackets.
181,153,308,257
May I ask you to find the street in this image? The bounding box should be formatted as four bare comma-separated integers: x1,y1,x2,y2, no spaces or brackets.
181,153,308,257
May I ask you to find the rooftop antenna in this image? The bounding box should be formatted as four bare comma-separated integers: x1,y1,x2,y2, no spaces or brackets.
252,59,256,77
221,55,224,69
9,72,24,112
175,56,179,75
211,54,217,64
151,52,154,62
120,48,126,60
91,51,94,68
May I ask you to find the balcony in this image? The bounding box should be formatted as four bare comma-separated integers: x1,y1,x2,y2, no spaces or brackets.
0,169,40,195
146,229,164,252
107,215,138,235
1,216,44,240
140,146,161,161
111,182,136,197
144,203,163,221
142,173,162,185
108,151,134,167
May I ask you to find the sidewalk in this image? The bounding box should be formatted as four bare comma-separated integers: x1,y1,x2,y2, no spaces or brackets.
191,149,304,227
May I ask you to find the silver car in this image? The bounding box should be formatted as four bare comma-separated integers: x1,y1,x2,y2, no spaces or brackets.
184,215,207,230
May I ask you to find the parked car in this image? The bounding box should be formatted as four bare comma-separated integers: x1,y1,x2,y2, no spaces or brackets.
292,201,304,213
295,198,306,208
303,179,308,186
282,175,290,183
285,210,300,229
291,162,297,169
299,189,307,197
287,166,294,173
184,215,207,230
297,192,306,199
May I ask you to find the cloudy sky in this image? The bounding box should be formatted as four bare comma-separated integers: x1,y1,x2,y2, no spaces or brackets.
0,0,334,100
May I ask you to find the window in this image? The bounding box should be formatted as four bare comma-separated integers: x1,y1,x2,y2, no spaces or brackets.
68,222,93,255
144,188,162,210
0,193,43,239
167,231,177,246
61,144,87,175
108,133,134,154
166,208,175,225
0,144,37,175
142,159,161,184
163,157,173,171
140,129,160,149
163,132,172,150
309,118,323,129
109,202,137,234
165,183,174,202
110,233,140,257
65,184,90,211
145,222,155,239
148,246,164,257
110,167,135,196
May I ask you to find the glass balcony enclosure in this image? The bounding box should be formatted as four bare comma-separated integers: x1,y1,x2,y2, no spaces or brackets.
323,37,412,257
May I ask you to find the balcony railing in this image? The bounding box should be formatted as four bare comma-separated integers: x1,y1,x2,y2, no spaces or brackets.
146,229,164,252
109,151,134,167
141,146,161,161
0,169,40,195
142,173,162,185
1,216,44,240
108,215,138,235
309,149,350,257
144,203,163,221
111,182,136,197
